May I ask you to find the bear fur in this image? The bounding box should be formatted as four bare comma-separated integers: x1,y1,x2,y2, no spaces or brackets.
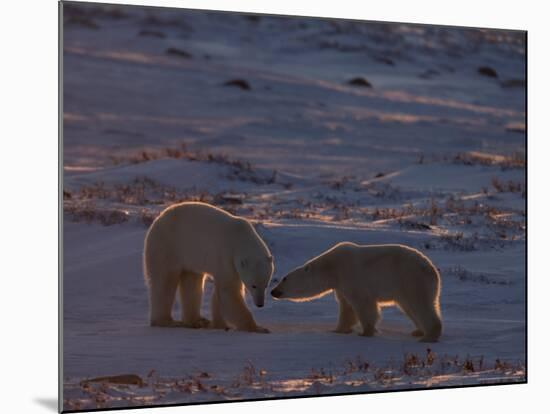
271,242,442,342
143,202,273,333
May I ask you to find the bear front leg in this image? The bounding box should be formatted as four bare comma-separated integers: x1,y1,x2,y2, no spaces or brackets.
217,282,269,333
333,290,358,334
179,272,210,328
149,272,180,327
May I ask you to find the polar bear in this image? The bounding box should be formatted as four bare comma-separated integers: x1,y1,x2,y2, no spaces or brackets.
143,202,273,333
271,242,442,342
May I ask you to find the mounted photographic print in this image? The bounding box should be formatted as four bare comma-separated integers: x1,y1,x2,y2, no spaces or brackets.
60,1,527,412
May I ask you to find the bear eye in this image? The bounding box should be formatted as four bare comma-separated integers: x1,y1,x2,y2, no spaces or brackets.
251,285,257,289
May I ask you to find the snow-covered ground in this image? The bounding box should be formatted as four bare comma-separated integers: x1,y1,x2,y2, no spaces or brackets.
62,3,526,411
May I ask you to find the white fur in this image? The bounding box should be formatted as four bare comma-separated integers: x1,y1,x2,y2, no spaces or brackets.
272,242,442,342
143,202,273,333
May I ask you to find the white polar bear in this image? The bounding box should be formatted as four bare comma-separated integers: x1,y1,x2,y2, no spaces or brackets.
143,202,273,333
271,242,442,342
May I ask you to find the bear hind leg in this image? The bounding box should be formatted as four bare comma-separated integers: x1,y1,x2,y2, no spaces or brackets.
348,296,380,337
406,300,442,343
179,272,209,328
418,307,442,343
333,290,358,334
397,301,425,337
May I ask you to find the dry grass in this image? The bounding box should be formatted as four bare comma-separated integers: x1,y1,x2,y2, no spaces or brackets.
417,151,525,170
446,265,514,286
64,202,130,226
63,178,246,227
63,354,524,410
139,208,158,227
438,232,477,251
251,190,525,241
450,151,525,170
342,356,371,375
424,230,517,252
64,4,129,19
360,181,403,200
110,143,281,186
491,177,525,196
231,361,270,391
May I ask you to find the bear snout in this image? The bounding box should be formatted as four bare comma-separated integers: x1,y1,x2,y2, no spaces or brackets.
271,288,282,298
253,293,265,307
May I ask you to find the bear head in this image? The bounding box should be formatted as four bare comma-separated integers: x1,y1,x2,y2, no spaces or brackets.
271,258,334,302
234,254,274,307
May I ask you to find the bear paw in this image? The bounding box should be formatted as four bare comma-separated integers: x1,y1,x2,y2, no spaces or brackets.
209,320,230,330
358,327,377,337
332,328,353,334
151,319,184,328
182,317,211,329
253,326,270,334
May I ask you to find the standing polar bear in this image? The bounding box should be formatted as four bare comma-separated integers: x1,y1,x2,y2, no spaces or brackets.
143,202,273,333
271,242,442,342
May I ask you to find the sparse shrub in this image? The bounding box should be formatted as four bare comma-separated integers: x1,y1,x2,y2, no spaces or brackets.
64,202,130,226
398,220,431,230
426,348,435,366
64,354,524,409
165,47,193,59
446,265,513,285
463,358,475,373
438,232,477,251
308,368,334,384
478,66,498,78
437,151,525,170
402,353,422,376
364,181,402,200
139,209,157,227
491,177,525,194
223,79,251,90
111,144,287,187
330,176,351,190
343,356,370,375
491,177,504,192
429,199,439,225
347,77,373,88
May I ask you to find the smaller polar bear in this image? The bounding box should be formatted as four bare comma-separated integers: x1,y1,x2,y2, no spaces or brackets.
271,242,442,342
143,202,273,333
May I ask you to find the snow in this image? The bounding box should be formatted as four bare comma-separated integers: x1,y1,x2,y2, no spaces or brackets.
62,3,525,411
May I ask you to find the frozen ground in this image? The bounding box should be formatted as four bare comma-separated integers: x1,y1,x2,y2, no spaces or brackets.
62,3,526,411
